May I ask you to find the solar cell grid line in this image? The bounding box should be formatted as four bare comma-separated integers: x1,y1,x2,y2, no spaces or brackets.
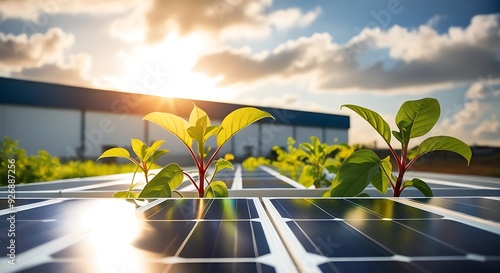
410,197,500,223
397,198,500,235
262,197,500,273
0,198,297,273
405,171,500,188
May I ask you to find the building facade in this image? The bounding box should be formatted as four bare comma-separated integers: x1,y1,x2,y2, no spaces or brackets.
0,77,350,164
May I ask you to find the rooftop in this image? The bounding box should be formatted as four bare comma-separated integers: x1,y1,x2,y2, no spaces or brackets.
1,166,500,273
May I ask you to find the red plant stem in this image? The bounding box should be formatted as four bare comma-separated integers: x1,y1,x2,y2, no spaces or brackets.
393,144,408,197
405,156,419,170
206,146,223,172
198,168,205,197
197,150,206,197
183,171,199,192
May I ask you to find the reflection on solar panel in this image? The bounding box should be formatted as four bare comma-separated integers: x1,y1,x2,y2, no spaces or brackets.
263,198,500,273
0,198,294,273
1,169,500,272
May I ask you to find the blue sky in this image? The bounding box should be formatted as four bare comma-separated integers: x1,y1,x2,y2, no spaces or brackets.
1,0,499,147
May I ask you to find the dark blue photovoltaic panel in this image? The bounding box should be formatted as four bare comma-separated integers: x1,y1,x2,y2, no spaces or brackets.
348,199,443,219
345,219,461,256
166,262,276,273
17,263,167,273
413,197,500,222
8,199,133,220
0,220,75,255
415,260,500,273
242,178,294,188
180,221,270,258
0,199,46,209
271,199,336,219
287,220,392,257
143,199,258,220
53,221,196,257
397,219,500,255
319,261,422,273
18,262,276,273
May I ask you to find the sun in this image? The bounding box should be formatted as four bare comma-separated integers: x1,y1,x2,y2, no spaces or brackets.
112,32,237,102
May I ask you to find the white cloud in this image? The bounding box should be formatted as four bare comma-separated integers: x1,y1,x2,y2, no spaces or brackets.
267,7,321,30
0,0,136,20
194,14,500,93
429,81,500,146
0,28,95,87
109,0,320,43
473,115,500,138
11,53,93,87
0,28,74,72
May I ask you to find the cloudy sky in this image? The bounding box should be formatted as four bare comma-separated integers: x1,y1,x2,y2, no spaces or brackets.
1,0,499,147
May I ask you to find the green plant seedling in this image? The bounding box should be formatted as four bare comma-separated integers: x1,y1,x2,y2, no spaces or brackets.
98,139,169,198
243,136,348,188
329,98,472,197
271,137,306,181
143,104,273,198
298,136,338,188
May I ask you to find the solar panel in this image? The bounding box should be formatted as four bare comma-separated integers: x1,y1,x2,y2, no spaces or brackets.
412,197,500,223
262,197,500,273
1,169,500,272
0,198,295,273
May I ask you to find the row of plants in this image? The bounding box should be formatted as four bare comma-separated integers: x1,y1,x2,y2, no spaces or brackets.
3,98,472,198
244,98,472,197
242,137,360,188
0,137,140,186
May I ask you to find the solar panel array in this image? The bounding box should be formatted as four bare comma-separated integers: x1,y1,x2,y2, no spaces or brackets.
1,165,500,273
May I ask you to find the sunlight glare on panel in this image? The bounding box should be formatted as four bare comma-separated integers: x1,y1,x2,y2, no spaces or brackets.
76,200,147,272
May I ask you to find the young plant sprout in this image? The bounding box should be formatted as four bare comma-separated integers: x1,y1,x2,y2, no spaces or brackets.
140,104,273,198
97,139,169,198
328,98,472,197
98,105,273,198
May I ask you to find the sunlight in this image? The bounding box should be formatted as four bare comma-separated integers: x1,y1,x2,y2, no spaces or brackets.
77,200,147,272
112,32,238,102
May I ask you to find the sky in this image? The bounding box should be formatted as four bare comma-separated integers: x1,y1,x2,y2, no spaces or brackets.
0,0,499,147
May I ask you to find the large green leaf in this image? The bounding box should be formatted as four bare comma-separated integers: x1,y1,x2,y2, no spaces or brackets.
403,178,433,197
216,107,274,147
395,98,440,144
131,139,146,161
341,104,391,144
205,181,229,198
144,112,193,148
330,149,381,197
416,136,472,165
97,148,130,160
371,156,392,194
138,163,184,198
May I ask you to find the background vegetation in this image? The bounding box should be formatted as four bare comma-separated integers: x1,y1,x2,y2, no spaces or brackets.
1,136,498,187
0,137,138,186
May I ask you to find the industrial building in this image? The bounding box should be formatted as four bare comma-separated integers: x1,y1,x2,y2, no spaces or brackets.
0,77,350,164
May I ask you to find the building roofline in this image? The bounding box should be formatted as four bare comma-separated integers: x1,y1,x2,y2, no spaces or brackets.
0,77,349,129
